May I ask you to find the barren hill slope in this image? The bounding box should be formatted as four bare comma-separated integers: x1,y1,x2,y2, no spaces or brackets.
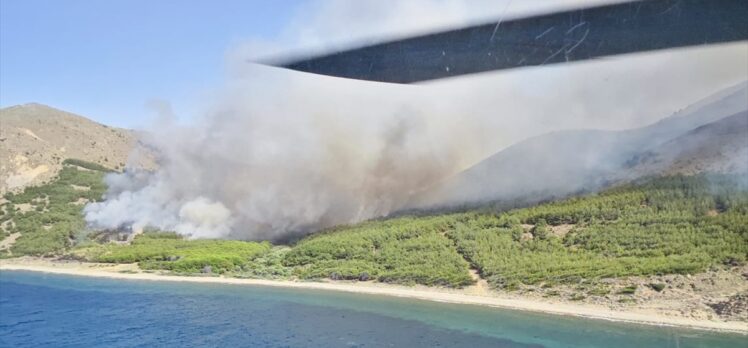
624,111,748,177
414,81,748,208
0,103,146,193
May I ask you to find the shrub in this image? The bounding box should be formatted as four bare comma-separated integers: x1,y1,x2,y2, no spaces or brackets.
617,285,638,295
649,283,666,292
531,219,549,240
570,293,586,301
62,158,113,172
588,287,610,296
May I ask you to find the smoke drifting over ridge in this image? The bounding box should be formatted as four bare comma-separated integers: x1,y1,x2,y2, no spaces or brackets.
84,68,468,240
83,1,748,240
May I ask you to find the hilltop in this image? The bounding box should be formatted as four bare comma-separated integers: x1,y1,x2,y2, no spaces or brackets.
0,103,152,194
415,81,748,209
625,111,748,176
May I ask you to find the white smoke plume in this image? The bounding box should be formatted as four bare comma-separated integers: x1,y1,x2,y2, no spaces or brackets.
84,68,468,240
83,1,748,240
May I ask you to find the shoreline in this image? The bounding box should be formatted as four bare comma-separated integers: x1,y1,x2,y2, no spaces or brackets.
2,261,747,335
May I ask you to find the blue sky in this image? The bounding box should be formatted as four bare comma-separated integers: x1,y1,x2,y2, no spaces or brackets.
0,0,620,129
2,0,745,133
0,0,303,127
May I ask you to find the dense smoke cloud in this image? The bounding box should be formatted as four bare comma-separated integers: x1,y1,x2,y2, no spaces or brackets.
84,69,467,240
84,1,748,240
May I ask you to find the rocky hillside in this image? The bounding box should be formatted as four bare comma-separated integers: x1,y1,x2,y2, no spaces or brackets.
0,103,149,193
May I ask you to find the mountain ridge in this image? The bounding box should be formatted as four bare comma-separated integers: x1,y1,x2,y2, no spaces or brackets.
414,81,748,209
0,103,152,193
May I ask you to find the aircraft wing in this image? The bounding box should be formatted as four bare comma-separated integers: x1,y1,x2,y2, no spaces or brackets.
274,0,748,83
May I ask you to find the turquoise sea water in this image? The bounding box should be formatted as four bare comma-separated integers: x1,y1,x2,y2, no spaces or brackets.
0,271,745,347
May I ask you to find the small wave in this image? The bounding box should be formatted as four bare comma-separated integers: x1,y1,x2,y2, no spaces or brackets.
0,318,45,329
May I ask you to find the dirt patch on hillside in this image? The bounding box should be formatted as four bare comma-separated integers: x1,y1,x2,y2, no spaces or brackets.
71,198,89,206
0,232,20,251
15,203,33,213
464,269,491,296
550,224,574,238
4,157,50,190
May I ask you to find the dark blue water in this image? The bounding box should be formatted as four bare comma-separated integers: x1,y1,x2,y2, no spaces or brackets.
0,271,745,347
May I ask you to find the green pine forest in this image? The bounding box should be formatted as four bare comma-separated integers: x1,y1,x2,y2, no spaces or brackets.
1,159,746,289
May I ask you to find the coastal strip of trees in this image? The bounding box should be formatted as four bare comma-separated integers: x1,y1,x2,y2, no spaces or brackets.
2,162,746,289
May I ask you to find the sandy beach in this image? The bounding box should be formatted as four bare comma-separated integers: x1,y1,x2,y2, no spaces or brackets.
2,258,747,335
